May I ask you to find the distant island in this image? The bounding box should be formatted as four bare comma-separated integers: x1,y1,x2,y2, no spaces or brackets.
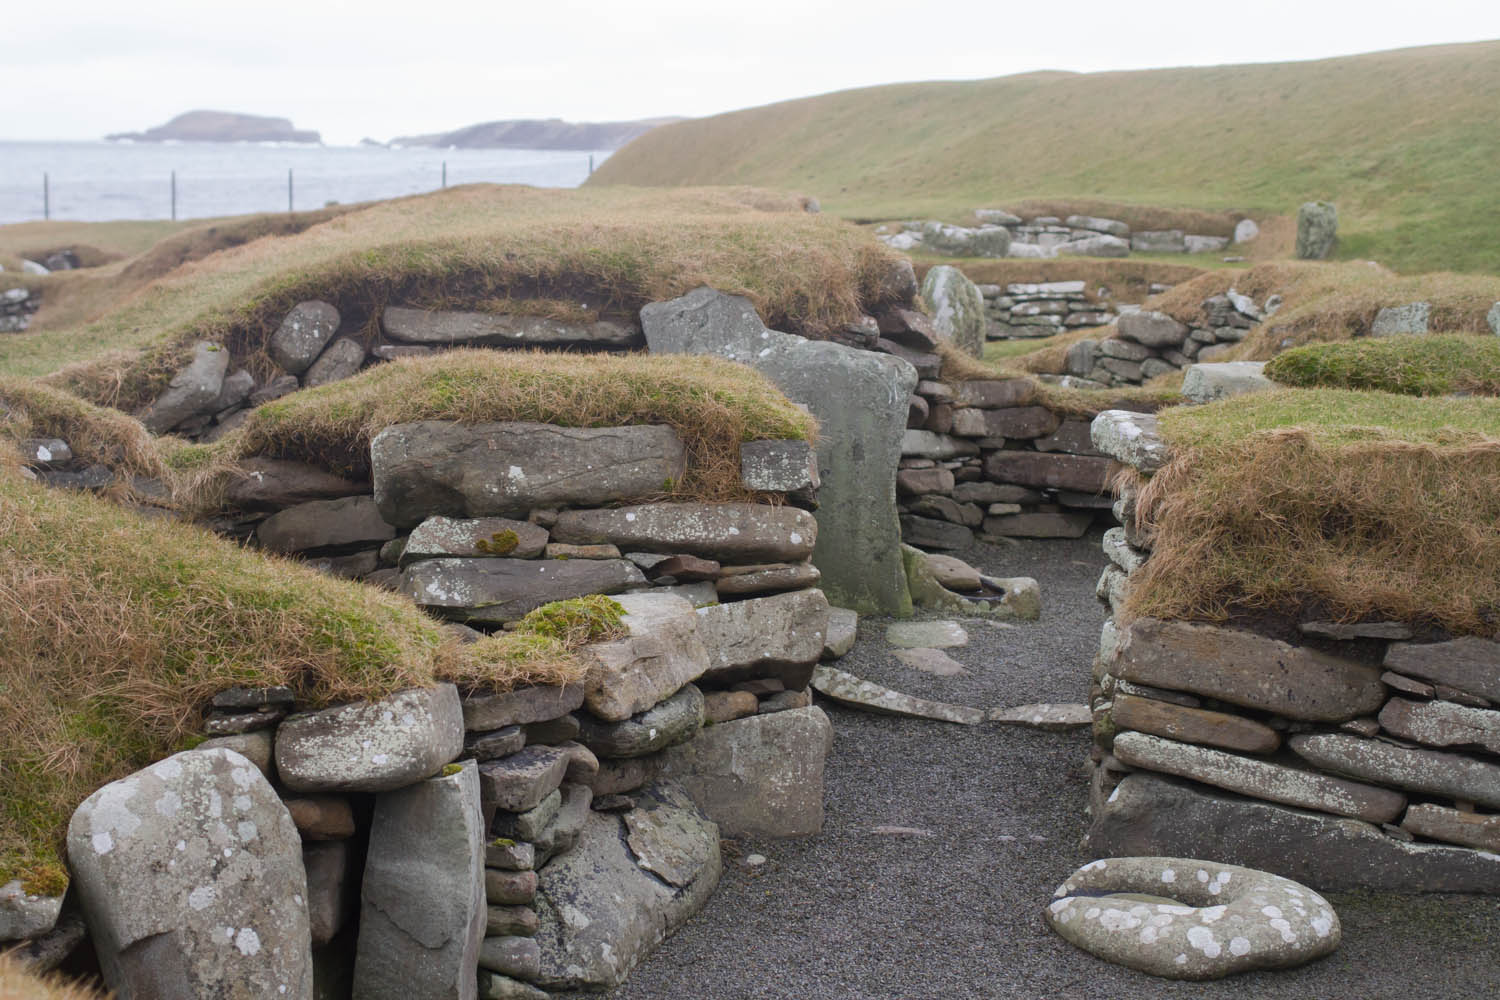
384,117,684,151
106,110,321,144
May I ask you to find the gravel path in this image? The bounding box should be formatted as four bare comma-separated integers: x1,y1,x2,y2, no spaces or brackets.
592,531,1500,999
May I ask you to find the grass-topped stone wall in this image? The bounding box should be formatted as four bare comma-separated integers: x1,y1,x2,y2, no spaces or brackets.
1082,389,1500,893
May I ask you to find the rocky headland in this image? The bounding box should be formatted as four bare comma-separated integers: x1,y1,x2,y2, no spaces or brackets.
106,110,322,144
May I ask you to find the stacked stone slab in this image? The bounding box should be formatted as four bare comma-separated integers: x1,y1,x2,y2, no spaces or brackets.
898,375,1127,547
978,280,1118,341
0,284,39,333
1083,410,1500,893
877,212,1245,260
1066,287,1278,388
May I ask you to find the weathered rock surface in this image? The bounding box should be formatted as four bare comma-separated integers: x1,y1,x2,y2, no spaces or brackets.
0,881,62,943
990,703,1091,730
953,378,1035,409
257,495,395,553
1117,312,1189,348
1401,803,1500,852
552,502,816,565
479,746,571,814
403,557,644,624
284,796,357,840
303,841,352,947
1089,772,1500,893
823,607,858,660
1379,697,1500,754
1182,361,1273,403
66,748,311,998
739,439,818,493
372,421,686,527
660,706,832,837
1046,857,1340,980
1289,732,1500,809
532,782,721,991
1111,619,1386,722
302,337,366,388
900,544,1042,621
642,287,915,615
402,516,548,563
577,592,710,722
1111,693,1281,754
276,685,464,793
462,685,585,732
1113,731,1405,822
921,265,986,358
354,761,486,1000
1295,202,1338,260
694,589,829,690
1091,410,1170,472
713,561,820,596
225,457,366,510
811,666,984,725
983,450,1113,493
383,306,638,348
951,405,1059,440
577,684,704,758
140,341,230,434
1371,302,1431,336
269,300,341,374
1383,637,1500,702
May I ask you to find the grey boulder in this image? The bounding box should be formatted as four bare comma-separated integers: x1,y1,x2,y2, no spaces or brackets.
276,685,464,793
66,748,311,999
270,301,341,374
256,495,395,554
1182,362,1273,402
140,341,230,434
920,265,986,358
694,589,830,690
577,592,710,722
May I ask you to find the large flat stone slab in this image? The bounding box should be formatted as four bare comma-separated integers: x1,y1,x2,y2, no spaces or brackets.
66,748,311,998
1401,803,1500,852
1091,410,1170,473
694,589,829,691
1046,857,1339,980
371,421,686,528
354,760,486,1000
225,457,366,511
403,557,645,625
257,495,396,554
1111,619,1386,722
532,782,721,991
982,451,1113,493
1113,731,1405,823
811,666,984,725
659,706,833,837
1111,693,1281,754
402,516,548,563
1384,637,1500,702
383,306,639,348
643,287,916,615
1379,697,1500,754
140,341,230,434
276,685,464,793
1088,772,1500,893
1182,362,1273,403
577,593,710,722
552,502,816,564
1289,732,1500,809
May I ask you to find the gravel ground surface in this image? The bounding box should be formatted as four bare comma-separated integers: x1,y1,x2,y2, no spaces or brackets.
587,530,1500,999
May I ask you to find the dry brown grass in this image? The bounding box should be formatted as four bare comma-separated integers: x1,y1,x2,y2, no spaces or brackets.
0,955,106,1000
0,461,601,891
7,185,904,411
1124,390,1500,634
0,378,166,481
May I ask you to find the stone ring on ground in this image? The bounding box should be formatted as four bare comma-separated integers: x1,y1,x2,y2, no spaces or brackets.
1044,857,1340,980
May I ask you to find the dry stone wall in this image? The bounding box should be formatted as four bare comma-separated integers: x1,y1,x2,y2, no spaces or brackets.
878,210,1245,261
1084,410,1500,893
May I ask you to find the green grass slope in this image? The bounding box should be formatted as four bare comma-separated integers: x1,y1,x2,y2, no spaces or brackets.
590,41,1500,274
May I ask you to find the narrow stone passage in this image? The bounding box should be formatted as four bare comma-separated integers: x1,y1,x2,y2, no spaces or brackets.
585,533,1500,1000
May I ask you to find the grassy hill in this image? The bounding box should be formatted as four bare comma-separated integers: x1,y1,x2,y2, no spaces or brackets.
590,41,1500,275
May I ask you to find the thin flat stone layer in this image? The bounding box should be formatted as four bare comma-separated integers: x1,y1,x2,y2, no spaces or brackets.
1379,698,1500,754
383,306,638,347
811,666,984,725
1112,618,1386,722
552,502,817,564
1111,693,1281,754
403,557,645,625
1289,732,1500,809
1401,803,1500,852
1088,772,1500,893
1090,410,1171,472
1384,637,1500,702
371,420,686,527
1113,731,1405,823
989,703,1091,730
402,516,549,563
1046,857,1340,980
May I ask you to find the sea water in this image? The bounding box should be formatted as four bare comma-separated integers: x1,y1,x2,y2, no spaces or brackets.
0,141,612,224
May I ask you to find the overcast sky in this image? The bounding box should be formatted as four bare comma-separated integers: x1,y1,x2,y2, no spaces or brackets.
7,1,1500,145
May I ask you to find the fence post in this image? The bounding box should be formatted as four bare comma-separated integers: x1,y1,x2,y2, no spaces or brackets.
171,170,177,221
288,168,294,213
588,154,594,175
442,161,447,189
43,172,50,221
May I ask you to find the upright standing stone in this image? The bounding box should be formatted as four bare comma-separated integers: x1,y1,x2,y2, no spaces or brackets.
642,288,915,614
139,341,231,434
354,761,486,1000
66,748,312,999
920,265,986,358
1296,202,1338,260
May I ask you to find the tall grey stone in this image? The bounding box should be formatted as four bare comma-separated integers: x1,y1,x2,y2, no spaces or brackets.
659,706,833,837
270,301,341,375
642,288,915,614
66,748,311,999
354,760,486,1000
372,421,686,528
1296,202,1338,260
139,341,230,434
920,264,986,358
532,782,720,991
1488,302,1500,335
